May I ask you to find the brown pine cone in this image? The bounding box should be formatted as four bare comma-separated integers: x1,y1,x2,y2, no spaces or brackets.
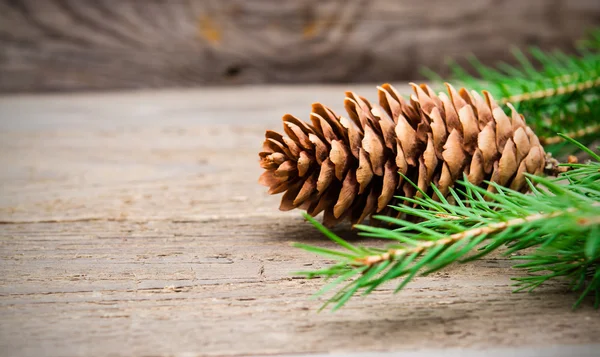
258,83,546,226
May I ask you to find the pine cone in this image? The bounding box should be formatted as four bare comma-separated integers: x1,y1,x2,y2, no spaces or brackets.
258,83,546,226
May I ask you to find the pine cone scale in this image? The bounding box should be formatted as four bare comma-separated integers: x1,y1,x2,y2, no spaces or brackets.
356,148,374,194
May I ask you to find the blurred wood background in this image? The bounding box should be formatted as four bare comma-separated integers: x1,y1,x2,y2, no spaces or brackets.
0,0,599,92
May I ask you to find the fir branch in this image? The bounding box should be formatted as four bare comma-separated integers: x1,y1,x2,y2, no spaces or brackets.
540,123,600,145
423,28,600,153
294,137,600,311
356,210,567,267
501,76,600,104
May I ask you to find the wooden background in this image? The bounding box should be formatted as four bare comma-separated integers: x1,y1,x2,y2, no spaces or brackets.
1,85,599,356
1,0,600,92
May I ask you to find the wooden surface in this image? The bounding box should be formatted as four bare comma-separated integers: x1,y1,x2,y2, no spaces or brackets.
1,0,600,92
1,85,599,357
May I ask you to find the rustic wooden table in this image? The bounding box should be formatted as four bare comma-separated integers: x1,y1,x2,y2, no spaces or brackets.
0,86,598,357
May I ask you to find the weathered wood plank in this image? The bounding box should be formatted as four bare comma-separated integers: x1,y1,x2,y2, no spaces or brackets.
0,85,599,357
1,219,599,357
0,85,374,223
1,0,599,92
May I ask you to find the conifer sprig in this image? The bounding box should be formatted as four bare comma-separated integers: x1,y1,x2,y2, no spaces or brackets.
423,29,600,151
294,136,600,311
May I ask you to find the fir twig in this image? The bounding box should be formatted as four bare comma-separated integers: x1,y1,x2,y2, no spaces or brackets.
540,123,600,145
423,28,600,154
294,136,600,311
356,210,569,267
501,76,600,104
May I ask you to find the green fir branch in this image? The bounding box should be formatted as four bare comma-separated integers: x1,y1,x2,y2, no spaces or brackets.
294,137,600,311
423,29,600,153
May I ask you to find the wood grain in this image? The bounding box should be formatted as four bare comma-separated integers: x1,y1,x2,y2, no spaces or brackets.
0,85,599,357
1,0,599,92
